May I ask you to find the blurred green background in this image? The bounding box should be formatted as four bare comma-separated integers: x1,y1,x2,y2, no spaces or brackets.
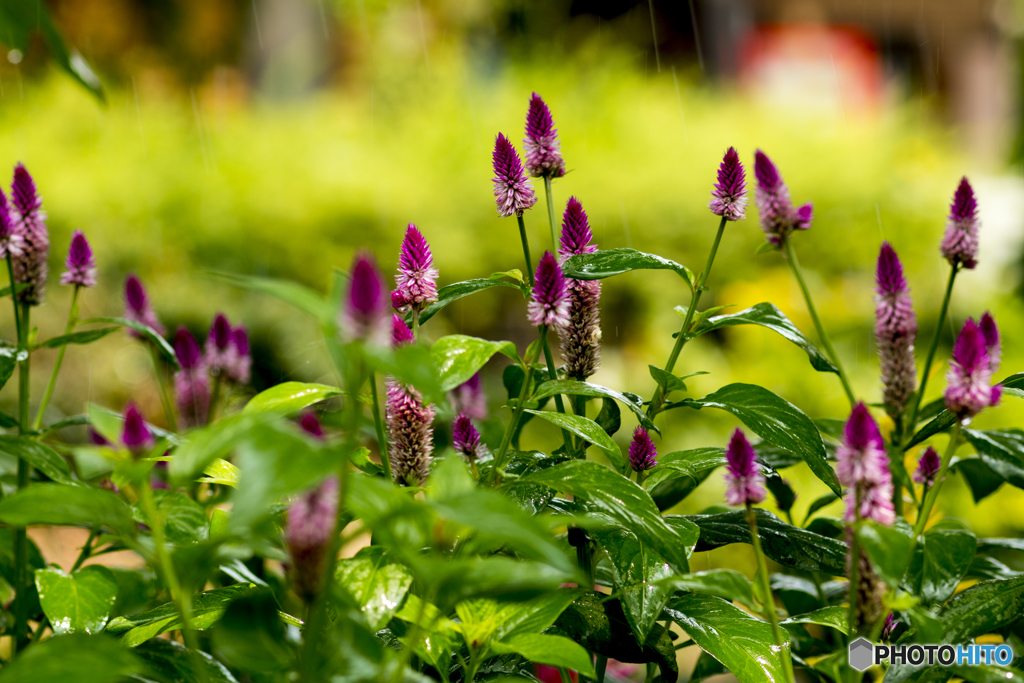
1,0,1023,542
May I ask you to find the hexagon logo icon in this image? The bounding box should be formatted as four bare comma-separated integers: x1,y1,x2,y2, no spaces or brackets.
849,637,875,672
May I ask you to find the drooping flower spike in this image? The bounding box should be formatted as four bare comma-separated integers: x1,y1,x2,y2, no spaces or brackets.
527,251,570,329
450,372,487,421
285,475,338,602
0,190,24,260
913,446,941,486
836,403,895,526
753,150,811,246
492,133,537,217
874,243,917,417
124,274,166,338
941,177,979,270
523,93,566,179
944,317,1001,419
452,412,482,461
60,230,97,288
557,197,602,380
392,224,439,313
227,325,252,384
629,426,658,473
10,163,49,306
122,402,154,455
341,252,390,346
723,429,766,506
174,327,210,429
709,147,748,222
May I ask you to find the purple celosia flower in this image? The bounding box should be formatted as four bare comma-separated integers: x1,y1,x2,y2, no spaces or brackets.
523,93,566,179
60,230,97,288
392,224,439,313
913,446,941,486
557,197,602,380
124,274,166,338
0,190,24,260
628,426,658,473
724,429,766,506
450,372,487,421
452,412,482,461
753,150,809,246
226,325,251,384
979,311,1001,374
174,328,210,428
385,378,435,487
492,133,537,217
298,411,324,440
875,243,918,417
881,613,898,642
528,251,570,329
122,402,154,454
10,163,49,306
341,252,390,346
944,317,1001,419
392,314,415,347
837,403,895,526
285,475,339,601
205,313,236,375
941,177,979,270
708,147,748,221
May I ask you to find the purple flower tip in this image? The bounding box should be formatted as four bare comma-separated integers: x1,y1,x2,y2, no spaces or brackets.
709,147,748,221
979,311,1001,372
724,429,766,506
945,317,1001,418
232,326,250,355
11,163,40,216
882,614,898,641
124,274,165,338
210,314,232,350
628,426,658,473
951,319,988,378
122,402,154,452
298,411,325,440
941,176,980,269
753,150,807,245
875,242,907,295
753,150,781,192
452,412,482,460
286,476,339,600
0,190,23,259
174,328,203,371
60,230,97,288
527,251,570,328
559,196,596,259
837,403,895,526
843,403,885,455
795,203,813,231
224,324,252,384
450,371,488,421
913,446,941,485
393,224,439,312
392,313,415,348
342,252,389,345
523,93,566,179
492,133,537,217
950,177,978,224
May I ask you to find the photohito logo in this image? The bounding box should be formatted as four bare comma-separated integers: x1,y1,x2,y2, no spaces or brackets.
848,638,1015,672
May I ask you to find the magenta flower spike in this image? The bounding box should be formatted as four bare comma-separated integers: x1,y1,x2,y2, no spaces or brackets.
523,93,566,179
913,446,941,486
753,150,808,246
392,224,439,313
174,328,210,428
391,314,415,348
285,476,339,602
385,378,435,487
941,177,980,270
10,163,49,306
60,230,97,288
979,311,1001,374
122,402,154,454
628,426,658,473
226,325,252,384
452,412,482,461
945,318,1001,419
450,372,487,421
558,196,597,260
298,411,325,440
341,252,390,346
557,197,602,380
836,403,895,526
0,190,24,260
724,429,766,506
124,274,166,338
492,133,537,217
875,243,918,417
881,614,898,642
528,251,570,329
205,313,236,375
709,147,748,222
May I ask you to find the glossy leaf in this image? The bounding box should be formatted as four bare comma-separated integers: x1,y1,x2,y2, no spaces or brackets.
336,546,413,631
35,565,118,635
0,435,73,484
780,605,849,635
532,379,650,429
82,317,178,368
168,412,277,485
242,381,342,414
0,633,142,683
522,409,624,471
134,491,210,544
0,484,136,537
906,521,977,605
210,271,332,322
35,327,119,349
857,520,915,587
199,458,240,488
489,633,596,677
432,335,519,392
907,408,957,449
135,638,239,683
695,302,839,373
660,569,757,611
964,428,1024,489
648,365,689,394
641,447,725,494
563,248,694,289
417,278,520,325
0,346,27,391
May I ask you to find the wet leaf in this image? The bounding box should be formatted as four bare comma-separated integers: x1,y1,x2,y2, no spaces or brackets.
35,566,118,635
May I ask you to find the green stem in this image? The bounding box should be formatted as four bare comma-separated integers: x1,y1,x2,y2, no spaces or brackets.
70,526,99,573
150,346,178,432
913,423,962,537
647,216,727,419
543,176,558,250
539,326,573,455
782,237,856,407
492,348,540,480
13,304,30,653
516,213,535,286
904,265,958,439
747,505,795,683
596,655,608,683
847,516,861,639
33,287,80,430
559,667,573,683
207,375,222,425
411,308,420,339
369,371,391,482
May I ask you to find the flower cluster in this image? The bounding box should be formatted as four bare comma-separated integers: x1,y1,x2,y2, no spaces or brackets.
0,190,24,260
753,150,812,246
557,198,602,380
708,147,748,222
628,426,658,473
391,224,439,313
385,316,435,486
204,313,251,383
528,251,570,328
125,274,166,337
723,429,766,506
836,403,895,526
60,230,97,288
341,252,390,346
874,243,917,417
452,412,483,462
523,93,566,179
944,315,1001,419
10,164,49,306
174,328,211,428
492,133,537,217
941,177,979,269
913,446,941,486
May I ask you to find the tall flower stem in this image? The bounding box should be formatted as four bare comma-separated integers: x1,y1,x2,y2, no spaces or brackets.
33,287,80,430
207,375,223,425
913,423,962,537
492,346,540,479
13,304,31,652
747,504,795,683
539,326,573,455
647,216,727,419
846,521,862,682
369,371,391,481
150,347,178,432
903,265,959,440
782,237,856,407
516,214,535,286
543,176,558,250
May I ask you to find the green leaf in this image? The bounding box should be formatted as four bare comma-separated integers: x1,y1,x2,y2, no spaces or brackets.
695,302,839,374
81,317,178,369
416,279,520,325
210,591,293,674
0,346,27,391
0,484,136,537
133,491,210,544
648,365,689,394
0,282,28,297
432,335,519,393
661,569,757,611
406,555,576,611
365,342,444,402
563,248,694,290
677,383,840,495
906,521,977,605
168,412,276,485
453,591,582,651
242,381,342,414
511,460,694,572
595,397,621,437
0,435,73,484
35,327,119,349
857,520,915,587
135,638,239,683
105,584,258,647
35,565,118,635
522,409,625,471
907,409,957,449
664,592,789,683
532,379,651,430
336,546,413,631
683,509,846,574
86,403,180,448
0,633,142,683
955,458,1006,503
198,458,240,488
210,271,332,322
641,447,725,494
780,605,848,635
948,665,1024,683
964,428,1024,489
489,633,597,678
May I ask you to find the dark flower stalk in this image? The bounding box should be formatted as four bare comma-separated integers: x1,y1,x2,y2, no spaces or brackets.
385,316,434,486
557,197,602,382
875,243,917,419
391,224,439,335
174,328,210,429
492,133,537,285
524,93,566,250
530,252,574,454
